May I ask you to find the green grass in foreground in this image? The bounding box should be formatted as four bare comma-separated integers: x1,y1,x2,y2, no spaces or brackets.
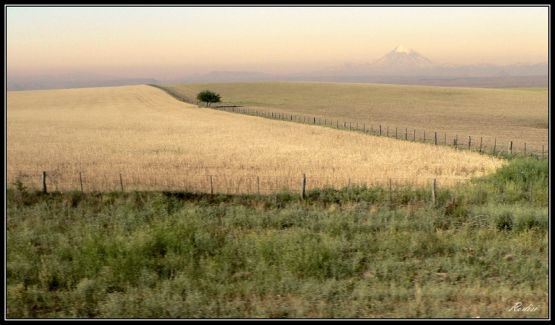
7,157,548,318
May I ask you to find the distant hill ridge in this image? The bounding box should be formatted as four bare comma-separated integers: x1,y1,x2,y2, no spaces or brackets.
7,46,547,90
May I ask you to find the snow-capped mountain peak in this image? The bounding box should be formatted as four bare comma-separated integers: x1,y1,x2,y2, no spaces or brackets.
392,45,410,53
371,46,433,70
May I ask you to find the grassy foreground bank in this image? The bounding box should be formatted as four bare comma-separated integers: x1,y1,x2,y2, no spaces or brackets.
7,157,548,318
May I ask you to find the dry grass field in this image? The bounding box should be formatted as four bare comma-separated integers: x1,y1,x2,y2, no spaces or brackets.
7,85,504,193
167,82,548,154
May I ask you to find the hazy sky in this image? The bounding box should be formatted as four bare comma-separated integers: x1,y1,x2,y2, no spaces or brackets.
6,6,549,78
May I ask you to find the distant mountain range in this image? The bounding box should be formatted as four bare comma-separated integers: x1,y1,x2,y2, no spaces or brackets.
7,73,160,91
343,45,435,74
181,46,547,87
184,71,279,83
310,45,548,79
7,46,548,90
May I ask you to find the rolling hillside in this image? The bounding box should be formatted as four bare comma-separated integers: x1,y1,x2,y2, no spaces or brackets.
7,85,503,193
166,82,548,154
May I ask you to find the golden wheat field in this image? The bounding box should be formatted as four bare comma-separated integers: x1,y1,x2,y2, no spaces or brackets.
7,85,505,194
168,82,548,154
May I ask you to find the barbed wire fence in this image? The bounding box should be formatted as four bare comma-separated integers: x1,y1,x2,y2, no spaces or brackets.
9,170,475,206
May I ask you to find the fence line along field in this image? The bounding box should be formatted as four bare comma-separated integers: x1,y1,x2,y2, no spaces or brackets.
7,85,504,193
166,82,548,154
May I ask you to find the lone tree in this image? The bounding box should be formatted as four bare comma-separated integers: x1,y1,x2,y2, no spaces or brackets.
196,90,221,107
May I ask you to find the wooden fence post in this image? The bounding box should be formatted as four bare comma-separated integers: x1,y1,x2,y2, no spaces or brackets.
313,117,316,124
119,173,124,192
42,171,47,194
509,141,513,155
479,137,483,153
431,178,436,206
468,136,471,150
405,128,408,140
434,132,437,145
395,127,398,139
388,178,392,203
454,135,458,149
209,175,214,195
79,172,84,193
414,129,416,141
493,138,497,154
301,174,306,200
379,125,382,136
